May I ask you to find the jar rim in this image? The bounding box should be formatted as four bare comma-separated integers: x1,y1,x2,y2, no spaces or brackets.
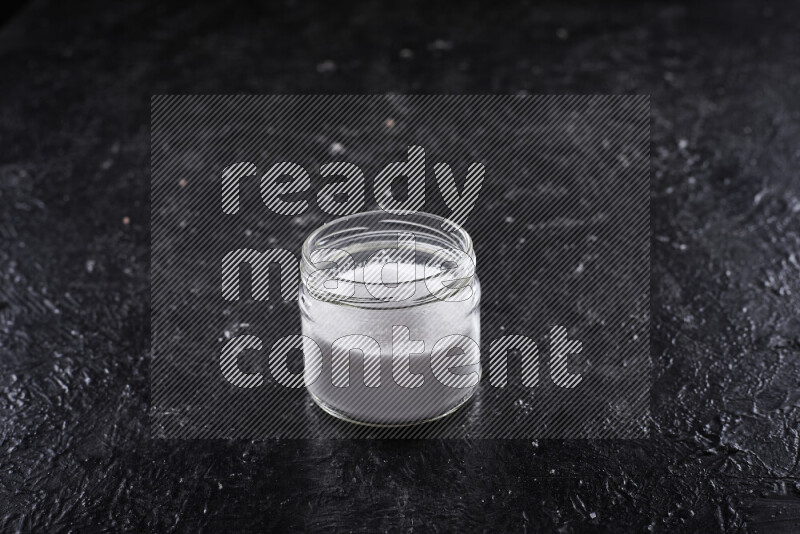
299,210,478,306
301,210,474,280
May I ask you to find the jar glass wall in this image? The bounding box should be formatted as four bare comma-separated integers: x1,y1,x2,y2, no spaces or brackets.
300,211,481,426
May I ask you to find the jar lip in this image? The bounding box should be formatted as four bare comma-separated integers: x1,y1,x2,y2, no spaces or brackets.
301,210,474,273
300,211,477,306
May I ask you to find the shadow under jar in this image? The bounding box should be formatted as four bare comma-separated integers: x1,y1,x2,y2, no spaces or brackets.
299,211,481,426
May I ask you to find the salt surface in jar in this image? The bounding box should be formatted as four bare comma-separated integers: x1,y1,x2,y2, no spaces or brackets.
300,211,481,425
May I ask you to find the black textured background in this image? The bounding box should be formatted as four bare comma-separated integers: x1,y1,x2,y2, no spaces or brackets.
1,0,798,531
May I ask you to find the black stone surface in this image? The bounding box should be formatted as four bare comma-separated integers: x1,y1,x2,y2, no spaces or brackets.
1,0,798,531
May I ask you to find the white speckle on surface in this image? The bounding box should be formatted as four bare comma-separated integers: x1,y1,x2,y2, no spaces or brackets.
44,299,60,314
428,39,453,51
678,138,688,149
316,60,336,73
399,48,414,59
556,27,569,40
330,142,344,155
85,259,95,273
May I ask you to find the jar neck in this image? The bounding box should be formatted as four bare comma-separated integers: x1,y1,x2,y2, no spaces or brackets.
300,211,477,307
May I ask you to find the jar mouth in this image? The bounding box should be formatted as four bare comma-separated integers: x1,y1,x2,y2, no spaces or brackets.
300,211,477,306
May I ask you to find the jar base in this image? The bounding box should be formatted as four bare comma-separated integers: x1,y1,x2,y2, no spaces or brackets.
308,389,477,428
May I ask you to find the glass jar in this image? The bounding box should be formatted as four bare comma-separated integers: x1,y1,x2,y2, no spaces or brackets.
299,210,481,426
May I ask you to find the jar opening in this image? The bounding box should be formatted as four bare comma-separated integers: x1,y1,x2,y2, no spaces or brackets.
300,211,477,306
